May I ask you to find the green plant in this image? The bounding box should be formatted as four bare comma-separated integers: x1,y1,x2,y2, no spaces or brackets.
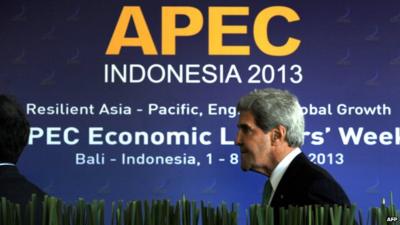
0,197,22,225
247,203,358,225
370,193,399,225
0,194,398,225
201,201,237,225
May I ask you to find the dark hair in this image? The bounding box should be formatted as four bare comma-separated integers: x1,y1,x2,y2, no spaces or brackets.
0,95,30,163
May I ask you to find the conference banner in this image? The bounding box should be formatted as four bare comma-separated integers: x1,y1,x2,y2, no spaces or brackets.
1,0,399,223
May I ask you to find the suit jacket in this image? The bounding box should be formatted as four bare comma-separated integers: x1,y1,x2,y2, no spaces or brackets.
0,165,45,205
270,153,350,207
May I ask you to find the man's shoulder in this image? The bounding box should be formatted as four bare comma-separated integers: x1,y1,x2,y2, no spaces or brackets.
279,153,347,196
0,166,46,205
288,153,336,181
284,152,351,205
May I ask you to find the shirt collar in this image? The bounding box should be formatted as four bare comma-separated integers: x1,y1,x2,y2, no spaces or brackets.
269,148,301,191
0,163,16,166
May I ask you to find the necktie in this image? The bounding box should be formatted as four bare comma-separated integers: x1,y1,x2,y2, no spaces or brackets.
262,180,273,205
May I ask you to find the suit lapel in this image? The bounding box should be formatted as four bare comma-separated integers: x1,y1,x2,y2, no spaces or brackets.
270,153,308,207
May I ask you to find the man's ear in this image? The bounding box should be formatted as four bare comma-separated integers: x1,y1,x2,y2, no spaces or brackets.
271,125,286,145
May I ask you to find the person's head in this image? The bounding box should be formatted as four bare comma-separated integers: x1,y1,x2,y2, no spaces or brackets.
235,88,304,176
0,95,30,163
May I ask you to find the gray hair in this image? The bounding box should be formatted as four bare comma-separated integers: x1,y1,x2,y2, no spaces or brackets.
237,88,304,147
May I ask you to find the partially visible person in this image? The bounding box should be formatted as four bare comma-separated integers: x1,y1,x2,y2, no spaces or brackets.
0,95,45,205
235,88,350,207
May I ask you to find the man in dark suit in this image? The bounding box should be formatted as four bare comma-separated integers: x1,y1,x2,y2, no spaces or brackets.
235,88,350,207
0,95,45,206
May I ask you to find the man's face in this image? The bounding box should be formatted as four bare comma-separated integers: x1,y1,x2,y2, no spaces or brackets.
235,111,275,175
